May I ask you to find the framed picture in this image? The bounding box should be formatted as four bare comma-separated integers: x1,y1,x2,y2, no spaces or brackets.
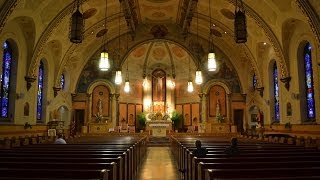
48,129,56,137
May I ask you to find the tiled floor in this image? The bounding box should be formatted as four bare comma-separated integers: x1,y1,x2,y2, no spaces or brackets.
137,147,180,180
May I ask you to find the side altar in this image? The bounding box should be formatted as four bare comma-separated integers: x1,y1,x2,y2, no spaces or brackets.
146,120,172,137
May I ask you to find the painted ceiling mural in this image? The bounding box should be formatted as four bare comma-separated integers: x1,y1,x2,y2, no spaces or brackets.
138,0,179,23
1,0,319,94
77,39,240,93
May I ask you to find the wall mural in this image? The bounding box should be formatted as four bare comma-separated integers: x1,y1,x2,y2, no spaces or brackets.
206,62,241,93
76,59,113,93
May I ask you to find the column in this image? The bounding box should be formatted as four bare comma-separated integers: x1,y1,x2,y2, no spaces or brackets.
227,93,232,124
86,93,92,124
109,93,115,126
198,93,204,123
115,93,120,126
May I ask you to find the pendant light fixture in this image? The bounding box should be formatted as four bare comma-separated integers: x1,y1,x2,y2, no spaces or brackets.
124,33,130,93
99,0,110,71
124,62,130,93
208,0,217,71
234,0,247,43
115,4,122,85
69,0,84,43
187,54,194,93
195,8,203,85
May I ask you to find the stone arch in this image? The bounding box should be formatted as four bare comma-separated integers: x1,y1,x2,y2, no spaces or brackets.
10,16,36,70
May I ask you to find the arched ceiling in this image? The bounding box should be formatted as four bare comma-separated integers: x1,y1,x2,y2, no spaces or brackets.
0,0,319,91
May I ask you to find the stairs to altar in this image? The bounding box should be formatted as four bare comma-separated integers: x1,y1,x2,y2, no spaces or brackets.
148,136,170,147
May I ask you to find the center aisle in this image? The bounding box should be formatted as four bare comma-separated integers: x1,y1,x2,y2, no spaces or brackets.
137,147,180,180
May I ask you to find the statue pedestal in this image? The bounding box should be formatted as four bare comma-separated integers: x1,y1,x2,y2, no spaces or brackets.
146,120,172,137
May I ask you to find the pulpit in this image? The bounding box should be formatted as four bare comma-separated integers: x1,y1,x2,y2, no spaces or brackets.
146,120,172,137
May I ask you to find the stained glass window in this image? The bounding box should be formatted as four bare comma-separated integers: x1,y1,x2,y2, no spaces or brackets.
273,62,280,122
37,61,44,121
0,41,12,118
253,74,257,89
304,43,315,119
60,74,65,90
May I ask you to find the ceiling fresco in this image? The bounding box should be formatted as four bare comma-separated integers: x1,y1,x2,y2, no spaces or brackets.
138,0,179,23
0,0,319,93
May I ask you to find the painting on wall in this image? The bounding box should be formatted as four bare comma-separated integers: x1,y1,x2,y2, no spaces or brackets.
119,103,127,123
183,104,191,126
175,104,182,115
191,103,199,126
128,104,136,126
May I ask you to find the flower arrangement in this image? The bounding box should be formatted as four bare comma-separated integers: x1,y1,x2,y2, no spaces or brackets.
217,114,224,123
95,112,103,123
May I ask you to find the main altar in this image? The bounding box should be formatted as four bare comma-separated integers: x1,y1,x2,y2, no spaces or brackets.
145,112,172,137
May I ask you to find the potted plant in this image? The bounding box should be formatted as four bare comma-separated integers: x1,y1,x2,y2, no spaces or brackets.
137,112,146,132
171,110,183,132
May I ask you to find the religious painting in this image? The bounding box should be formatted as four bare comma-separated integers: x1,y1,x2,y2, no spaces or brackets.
48,129,56,137
128,104,135,126
24,102,29,116
209,85,226,117
135,104,143,127
152,69,166,102
132,46,146,58
119,103,127,123
92,85,109,117
191,103,200,126
175,104,183,115
183,104,191,126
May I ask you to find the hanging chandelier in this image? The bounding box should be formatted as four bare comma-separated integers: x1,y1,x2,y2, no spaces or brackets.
115,3,122,85
69,0,84,43
208,0,217,71
187,55,194,93
194,7,203,85
234,0,247,43
99,0,110,71
124,35,130,93
187,81,194,92
195,70,203,85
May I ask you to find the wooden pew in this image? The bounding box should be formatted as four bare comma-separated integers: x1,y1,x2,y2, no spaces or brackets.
170,135,320,180
198,161,320,180
202,166,320,180
0,168,112,180
1,136,147,180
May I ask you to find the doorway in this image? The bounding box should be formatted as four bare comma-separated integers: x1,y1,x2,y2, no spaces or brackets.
73,109,85,134
234,109,244,133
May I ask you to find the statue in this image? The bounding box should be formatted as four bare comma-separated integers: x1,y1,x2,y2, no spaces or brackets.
97,98,103,115
216,99,222,123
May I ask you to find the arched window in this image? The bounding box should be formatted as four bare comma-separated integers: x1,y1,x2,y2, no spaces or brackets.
0,41,12,118
253,73,257,90
273,62,280,122
60,74,65,90
37,61,44,121
303,43,315,120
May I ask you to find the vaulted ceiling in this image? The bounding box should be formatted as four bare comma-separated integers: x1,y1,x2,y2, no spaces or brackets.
0,0,319,92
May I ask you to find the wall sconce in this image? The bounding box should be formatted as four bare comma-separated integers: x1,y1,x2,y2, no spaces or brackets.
291,93,300,100
16,93,24,100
